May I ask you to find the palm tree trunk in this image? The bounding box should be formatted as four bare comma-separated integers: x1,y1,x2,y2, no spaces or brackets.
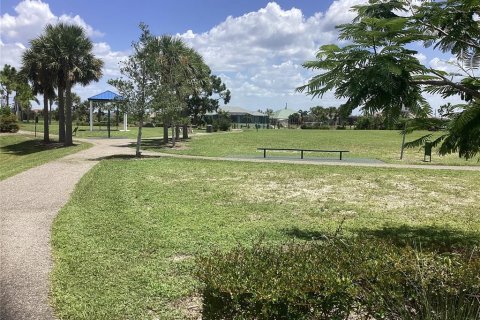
64,80,73,146
182,124,188,139
136,114,144,157
49,99,53,125
58,85,66,143
43,94,49,143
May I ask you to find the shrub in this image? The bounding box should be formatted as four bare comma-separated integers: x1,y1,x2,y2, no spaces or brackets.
0,108,20,133
196,238,480,319
213,110,232,131
300,123,331,130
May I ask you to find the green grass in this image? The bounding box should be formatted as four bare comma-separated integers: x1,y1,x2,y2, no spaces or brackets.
142,129,480,166
52,158,480,319
0,134,91,181
19,121,167,139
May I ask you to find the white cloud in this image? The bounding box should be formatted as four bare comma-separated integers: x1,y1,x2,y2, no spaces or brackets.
429,57,462,74
178,0,366,109
0,0,103,43
0,0,125,102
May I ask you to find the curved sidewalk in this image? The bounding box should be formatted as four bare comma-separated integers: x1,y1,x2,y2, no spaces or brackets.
0,138,141,320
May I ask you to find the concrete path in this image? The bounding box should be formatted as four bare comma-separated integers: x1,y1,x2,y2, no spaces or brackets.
1,136,479,320
0,138,145,320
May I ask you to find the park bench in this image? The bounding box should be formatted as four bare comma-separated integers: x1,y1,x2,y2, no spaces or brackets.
257,147,349,160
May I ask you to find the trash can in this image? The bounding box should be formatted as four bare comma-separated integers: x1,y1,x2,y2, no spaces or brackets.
424,142,432,162
206,124,213,133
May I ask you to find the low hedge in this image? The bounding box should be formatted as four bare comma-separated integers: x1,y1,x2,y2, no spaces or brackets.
196,238,480,319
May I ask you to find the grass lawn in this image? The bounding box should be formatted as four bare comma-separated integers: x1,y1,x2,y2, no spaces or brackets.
0,134,91,181
141,129,480,166
52,158,480,319
19,121,166,139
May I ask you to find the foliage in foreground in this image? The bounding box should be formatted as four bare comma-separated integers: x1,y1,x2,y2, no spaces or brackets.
197,238,480,320
298,0,480,159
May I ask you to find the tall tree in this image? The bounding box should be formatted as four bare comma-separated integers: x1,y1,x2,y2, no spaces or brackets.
0,65,18,109
151,35,211,146
186,74,231,126
43,23,103,146
109,23,157,157
21,35,57,143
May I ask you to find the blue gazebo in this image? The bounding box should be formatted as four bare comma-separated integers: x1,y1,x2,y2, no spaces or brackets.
87,90,125,135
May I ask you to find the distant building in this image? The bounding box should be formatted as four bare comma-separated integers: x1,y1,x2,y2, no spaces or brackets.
206,106,269,126
271,108,297,126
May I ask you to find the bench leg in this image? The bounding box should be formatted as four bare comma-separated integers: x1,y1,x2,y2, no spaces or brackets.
301,150,304,159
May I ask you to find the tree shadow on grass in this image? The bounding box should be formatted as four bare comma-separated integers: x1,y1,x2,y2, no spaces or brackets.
1,139,68,156
283,225,479,252
283,227,329,241
127,138,191,151
88,154,163,161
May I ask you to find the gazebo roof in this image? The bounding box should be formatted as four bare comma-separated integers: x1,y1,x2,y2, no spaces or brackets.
88,90,123,102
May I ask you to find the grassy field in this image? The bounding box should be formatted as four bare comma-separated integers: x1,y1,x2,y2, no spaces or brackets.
19,121,167,139
141,129,480,166
52,158,480,319
0,134,91,181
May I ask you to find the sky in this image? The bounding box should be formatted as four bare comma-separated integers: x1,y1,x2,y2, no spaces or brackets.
0,0,461,112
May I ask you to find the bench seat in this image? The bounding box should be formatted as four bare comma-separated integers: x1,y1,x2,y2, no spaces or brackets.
257,148,349,160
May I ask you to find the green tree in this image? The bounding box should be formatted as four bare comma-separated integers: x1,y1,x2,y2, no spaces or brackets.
21,34,57,142
298,0,480,159
14,80,39,122
0,65,18,109
109,23,157,157
151,35,211,146
186,74,231,127
297,0,430,125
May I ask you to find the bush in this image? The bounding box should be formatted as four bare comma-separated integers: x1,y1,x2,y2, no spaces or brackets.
213,110,232,131
0,108,20,133
196,238,480,319
300,123,331,130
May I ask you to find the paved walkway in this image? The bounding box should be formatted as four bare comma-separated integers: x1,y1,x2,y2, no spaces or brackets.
0,138,148,320
1,136,479,320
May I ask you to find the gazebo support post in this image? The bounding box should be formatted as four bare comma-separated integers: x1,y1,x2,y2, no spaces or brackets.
107,109,111,138
89,100,93,131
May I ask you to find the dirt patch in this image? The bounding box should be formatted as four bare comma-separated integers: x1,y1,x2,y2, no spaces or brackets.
169,254,193,262
170,295,202,319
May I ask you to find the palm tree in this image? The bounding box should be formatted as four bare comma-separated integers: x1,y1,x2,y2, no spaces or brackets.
43,23,103,146
21,36,56,143
153,35,210,146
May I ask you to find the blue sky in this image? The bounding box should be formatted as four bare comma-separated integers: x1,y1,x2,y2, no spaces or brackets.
0,0,459,112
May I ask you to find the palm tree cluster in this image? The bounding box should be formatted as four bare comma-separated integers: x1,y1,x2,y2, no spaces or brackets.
109,24,226,155
21,23,103,145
